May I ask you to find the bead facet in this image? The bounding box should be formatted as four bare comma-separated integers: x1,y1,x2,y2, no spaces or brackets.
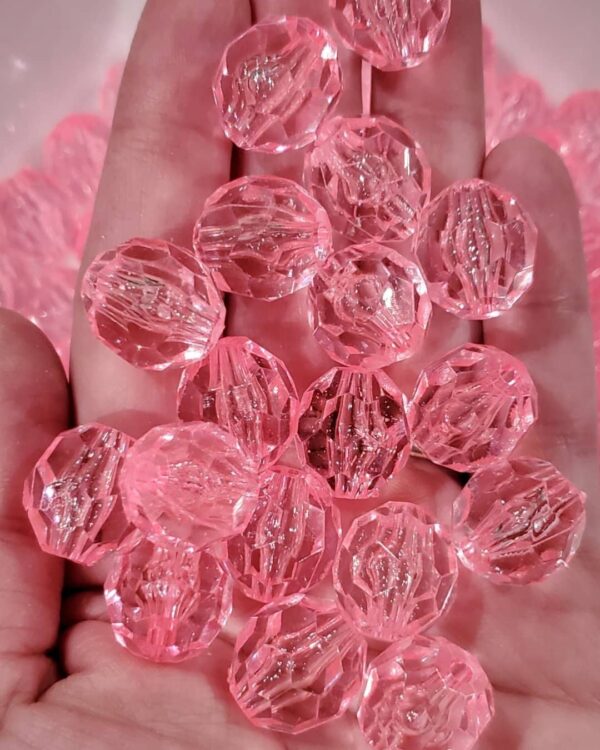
415,179,537,319
214,16,342,152
121,423,259,548
81,238,225,370
105,536,232,662
23,423,132,565
229,595,366,733
194,176,332,300
453,457,587,584
227,466,341,601
330,0,452,71
296,366,411,498
358,635,494,750
304,115,431,241
409,344,538,472
334,502,458,642
309,242,431,368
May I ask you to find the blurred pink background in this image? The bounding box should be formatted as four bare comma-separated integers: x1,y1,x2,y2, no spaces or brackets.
1,0,600,178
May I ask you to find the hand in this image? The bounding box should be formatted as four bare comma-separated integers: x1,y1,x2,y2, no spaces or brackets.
1,1,598,748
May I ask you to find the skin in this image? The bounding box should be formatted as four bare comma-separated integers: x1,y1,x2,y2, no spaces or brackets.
1,0,599,747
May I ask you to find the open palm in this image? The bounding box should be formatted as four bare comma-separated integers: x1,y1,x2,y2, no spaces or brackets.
1,1,599,748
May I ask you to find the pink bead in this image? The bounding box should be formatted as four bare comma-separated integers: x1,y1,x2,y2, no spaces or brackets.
486,74,553,152
309,243,432,368
554,91,600,211
194,176,333,300
23,424,132,565
43,113,109,221
453,457,586,585
330,0,451,71
213,16,342,153
105,536,232,662
227,466,341,602
408,344,538,472
304,115,431,242
177,336,298,468
81,238,225,370
121,422,259,549
415,179,537,319
229,594,366,733
334,502,457,642
296,366,411,498
358,635,494,750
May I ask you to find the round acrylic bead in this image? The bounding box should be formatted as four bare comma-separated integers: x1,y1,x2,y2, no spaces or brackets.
121,422,259,549
105,536,232,662
453,457,587,585
23,423,132,566
228,594,366,734
177,337,298,468
193,175,333,300
408,343,538,472
213,16,342,152
330,0,452,71
81,238,225,370
333,502,458,642
227,466,341,602
415,179,537,319
304,115,431,242
358,635,494,750
296,366,411,498
308,242,432,368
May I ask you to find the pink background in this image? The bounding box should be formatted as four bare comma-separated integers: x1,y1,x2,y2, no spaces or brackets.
1,0,599,178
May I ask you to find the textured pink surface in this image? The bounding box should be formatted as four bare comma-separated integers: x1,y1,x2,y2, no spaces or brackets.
453,457,586,584
81,237,225,370
330,0,451,71
23,423,132,565
43,113,109,224
296,366,411,498
334,502,457,642
177,336,298,468
358,635,494,750
194,175,332,300
228,595,366,734
409,343,538,472
213,16,341,153
304,115,431,242
309,242,432,368
415,178,537,320
121,423,259,548
105,536,232,662
227,466,340,602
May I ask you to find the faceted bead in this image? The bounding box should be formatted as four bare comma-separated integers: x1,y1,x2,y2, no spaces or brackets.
358,635,494,750
554,92,600,211
23,423,132,565
308,243,432,368
121,422,259,549
304,115,431,242
105,536,232,662
43,114,109,223
415,179,538,319
194,176,333,300
330,0,451,71
453,457,587,585
81,238,225,370
213,16,342,153
408,344,538,472
177,337,298,468
334,502,457,642
227,466,341,602
229,594,366,733
296,366,411,498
